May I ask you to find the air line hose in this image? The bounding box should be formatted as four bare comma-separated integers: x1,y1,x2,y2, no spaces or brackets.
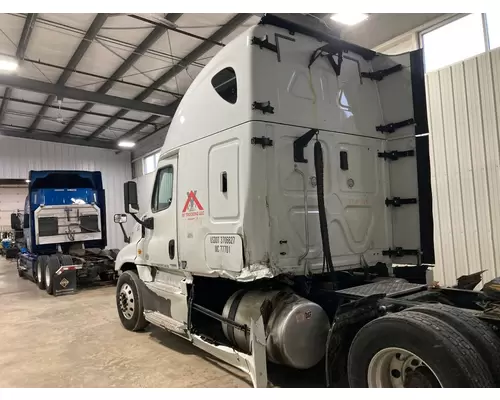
314,139,337,288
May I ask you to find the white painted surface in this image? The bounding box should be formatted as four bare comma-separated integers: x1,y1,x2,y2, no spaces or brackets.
134,171,155,217
34,204,102,245
118,23,424,281
0,136,132,249
373,32,419,54
426,47,500,286
0,186,27,232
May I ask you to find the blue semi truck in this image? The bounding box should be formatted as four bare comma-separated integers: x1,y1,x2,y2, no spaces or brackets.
11,170,118,296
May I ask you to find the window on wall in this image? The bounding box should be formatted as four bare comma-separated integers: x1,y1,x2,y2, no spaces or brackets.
143,151,160,175
422,14,500,73
486,13,500,50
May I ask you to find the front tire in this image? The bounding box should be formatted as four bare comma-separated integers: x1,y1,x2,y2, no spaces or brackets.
17,258,23,278
347,311,493,388
116,270,149,331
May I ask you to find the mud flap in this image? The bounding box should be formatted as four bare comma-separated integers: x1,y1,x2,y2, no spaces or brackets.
191,316,268,388
53,269,78,295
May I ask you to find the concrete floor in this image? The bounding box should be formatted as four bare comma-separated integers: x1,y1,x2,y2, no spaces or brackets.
0,257,251,388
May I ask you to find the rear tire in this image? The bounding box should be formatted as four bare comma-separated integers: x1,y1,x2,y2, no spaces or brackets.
45,255,61,295
406,303,500,386
116,270,149,331
36,255,49,290
347,311,494,388
99,272,112,282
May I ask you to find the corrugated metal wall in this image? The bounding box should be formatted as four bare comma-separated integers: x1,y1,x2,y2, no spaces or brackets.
0,136,131,249
426,47,500,286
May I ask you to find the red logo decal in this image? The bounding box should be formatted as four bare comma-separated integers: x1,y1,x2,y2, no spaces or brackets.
182,190,204,219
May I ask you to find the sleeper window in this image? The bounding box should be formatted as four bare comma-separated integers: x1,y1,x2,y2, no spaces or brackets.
211,67,237,104
152,166,174,212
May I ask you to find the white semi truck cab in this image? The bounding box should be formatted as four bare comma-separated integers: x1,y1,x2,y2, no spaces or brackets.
113,14,500,388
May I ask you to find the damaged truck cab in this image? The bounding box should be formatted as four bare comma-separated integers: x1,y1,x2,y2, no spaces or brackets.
114,15,500,388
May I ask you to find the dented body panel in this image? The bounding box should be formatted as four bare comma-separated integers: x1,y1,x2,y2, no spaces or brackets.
114,15,430,387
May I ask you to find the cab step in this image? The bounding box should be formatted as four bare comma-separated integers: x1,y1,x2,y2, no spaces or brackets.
143,310,187,337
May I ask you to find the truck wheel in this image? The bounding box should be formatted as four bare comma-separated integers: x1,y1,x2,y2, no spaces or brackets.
347,311,493,388
406,303,500,386
17,258,23,278
116,270,149,331
36,256,49,290
45,255,61,295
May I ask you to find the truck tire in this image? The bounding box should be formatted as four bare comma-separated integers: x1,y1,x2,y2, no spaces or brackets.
99,272,113,282
45,255,61,295
17,258,23,277
110,249,120,260
347,311,494,388
36,255,49,290
58,254,74,266
406,303,500,386
116,270,149,331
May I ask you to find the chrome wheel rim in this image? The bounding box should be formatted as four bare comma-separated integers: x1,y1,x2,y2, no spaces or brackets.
37,262,42,283
45,264,51,288
119,283,135,320
367,347,442,388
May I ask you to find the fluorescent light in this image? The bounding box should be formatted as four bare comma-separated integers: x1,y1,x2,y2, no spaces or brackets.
118,141,135,148
0,58,18,72
330,13,369,26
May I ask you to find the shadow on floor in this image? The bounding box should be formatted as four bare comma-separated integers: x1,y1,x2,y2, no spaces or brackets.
147,324,329,388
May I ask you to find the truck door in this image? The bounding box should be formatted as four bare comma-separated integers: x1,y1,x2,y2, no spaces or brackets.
143,155,178,269
373,49,433,265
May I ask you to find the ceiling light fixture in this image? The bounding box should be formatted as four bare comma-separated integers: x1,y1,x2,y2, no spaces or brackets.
0,58,18,72
118,141,136,148
330,13,369,26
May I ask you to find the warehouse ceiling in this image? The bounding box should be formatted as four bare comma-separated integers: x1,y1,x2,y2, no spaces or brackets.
0,13,445,151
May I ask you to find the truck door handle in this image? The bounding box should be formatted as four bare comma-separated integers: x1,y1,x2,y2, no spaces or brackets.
340,150,349,170
169,239,175,260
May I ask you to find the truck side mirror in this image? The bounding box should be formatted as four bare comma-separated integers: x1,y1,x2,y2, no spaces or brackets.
124,181,139,214
114,213,130,244
23,214,29,229
11,213,21,230
114,214,127,224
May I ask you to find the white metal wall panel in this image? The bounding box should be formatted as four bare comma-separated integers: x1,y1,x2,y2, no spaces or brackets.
0,137,131,249
427,48,500,286
0,186,27,232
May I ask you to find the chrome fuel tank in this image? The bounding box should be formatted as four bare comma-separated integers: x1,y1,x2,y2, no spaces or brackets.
222,289,330,369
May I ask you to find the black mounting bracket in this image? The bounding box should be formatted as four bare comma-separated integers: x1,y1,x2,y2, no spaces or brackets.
361,64,403,81
377,150,415,161
309,44,343,76
385,197,417,207
383,247,420,258
251,136,273,148
376,118,415,134
294,128,319,163
252,101,275,114
251,36,277,53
